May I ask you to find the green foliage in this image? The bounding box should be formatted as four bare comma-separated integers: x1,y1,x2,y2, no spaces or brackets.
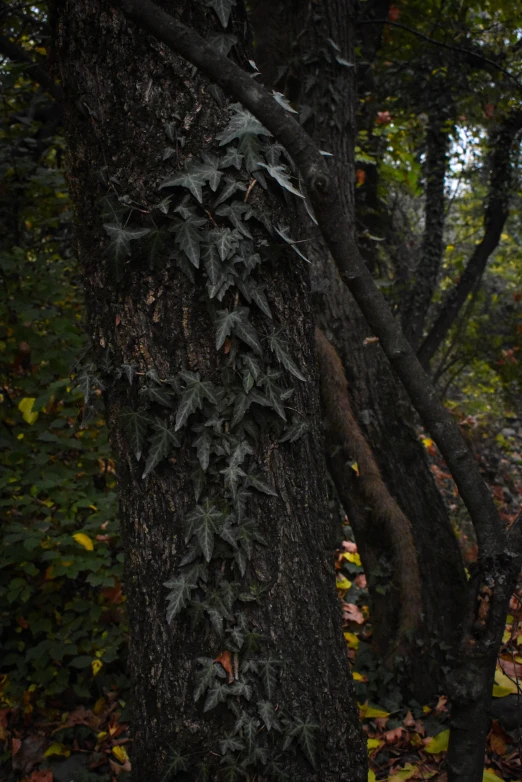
0,96,125,708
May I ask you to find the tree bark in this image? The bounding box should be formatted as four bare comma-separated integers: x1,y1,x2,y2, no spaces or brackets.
403,110,450,348
53,2,367,780
277,0,467,696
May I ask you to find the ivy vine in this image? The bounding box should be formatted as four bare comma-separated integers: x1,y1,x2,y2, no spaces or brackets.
78,23,321,780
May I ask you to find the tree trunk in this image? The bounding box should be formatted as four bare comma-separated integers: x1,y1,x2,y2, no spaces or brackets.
273,0,467,697
53,2,367,780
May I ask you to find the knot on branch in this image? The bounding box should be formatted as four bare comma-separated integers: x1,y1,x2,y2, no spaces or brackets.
308,172,332,200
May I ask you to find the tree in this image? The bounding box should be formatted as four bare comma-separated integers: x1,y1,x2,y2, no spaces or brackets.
51,1,367,780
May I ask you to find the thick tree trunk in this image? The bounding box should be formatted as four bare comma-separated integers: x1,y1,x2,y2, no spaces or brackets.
272,0,467,697
53,2,366,780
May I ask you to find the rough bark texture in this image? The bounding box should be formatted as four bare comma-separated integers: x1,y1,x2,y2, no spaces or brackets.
419,109,522,369
272,0,467,696
53,2,367,780
403,112,450,348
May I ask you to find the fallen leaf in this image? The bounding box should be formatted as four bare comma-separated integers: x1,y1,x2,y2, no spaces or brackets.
425,729,449,754
44,743,70,758
214,650,234,683
30,771,53,782
384,726,406,743
403,710,415,727
343,603,364,624
72,533,94,551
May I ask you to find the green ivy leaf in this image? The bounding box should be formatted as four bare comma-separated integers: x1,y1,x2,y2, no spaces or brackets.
257,700,281,732
164,573,194,622
140,384,176,409
217,104,271,146
214,177,247,208
120,408,150,461
172,217,205,268
120,363,137,385
160,158,222,202
258,657,281,699
258,163,304,198
193,432,212,471
207,33,238,56
219,735,245,756
279,419,309,443
215,308,241,350
203,681,229,712
285,718,319,768
194,657,224,702
269,332,306,381
237,278,272,319
175,382,205,431
142,419,181,478
233,308,262,355
103,223,151,279
274,224,310,263
215,201,252,238
185,504,223,561
220,146,243,170
238,134,264,173
206,0,236,28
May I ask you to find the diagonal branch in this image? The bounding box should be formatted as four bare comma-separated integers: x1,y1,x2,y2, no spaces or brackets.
358,18,522,92
418,109,522,368
114,0,521,563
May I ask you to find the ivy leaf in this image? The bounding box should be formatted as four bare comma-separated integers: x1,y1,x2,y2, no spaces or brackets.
246,473,278,497
238,134,264,173
272,91,298,113
220,146,243,170
258,163,304,198
260,371,286,420
185,505,223,561
227,624,246,649
163,750,189,779
194,657,224,702
142,420,181,478
219,736,245,756
207,33,238,56
215,308,241,350
214,177,247,208
193,432,212,471
258,658,281,699
220,463,247,499
219,518,239,548
203,681,229,712
257,700,281,732
229,680,252,700
120,408,150,461
173,217,205,268
140,384,176,409
160,159,222,202
103,222,152,279
279,419,309,443
120,363,137,385
164,573,194,622
217,103,271,146
206,0,236,27
237,279,272,319
175,382,205,431
208,226,240,261
274,224,310,263
286,719,319,768
234,308,262,355
215,201,252,238
231,392,251,429
243,354,261,381
269,332,306,381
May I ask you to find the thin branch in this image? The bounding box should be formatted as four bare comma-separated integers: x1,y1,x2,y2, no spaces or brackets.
358,18,522,91
114,0,522,561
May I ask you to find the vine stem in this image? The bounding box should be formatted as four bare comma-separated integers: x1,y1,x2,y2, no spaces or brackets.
115,0,522,565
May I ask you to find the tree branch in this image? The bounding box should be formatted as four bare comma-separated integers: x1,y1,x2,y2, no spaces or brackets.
418,109,522,368
0,32,64,103
358,18,522,91
114,0,521,562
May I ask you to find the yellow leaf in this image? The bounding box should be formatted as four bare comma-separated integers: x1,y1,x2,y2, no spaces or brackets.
44,742,71,758
336,576,353,590
483,770,502,782
112,745,129,763
97,731,108,741
388,763,418,781
425,729,449,754
492,670,518,698
94,697,106,715
344,632,360,649
422,437,434,448
351,461,360,475
342,551,362,566
422,705,431,714
91,659,103,676
359,702,390,718
502,629,510,643
18,397,38,425
367,738,381,750
73,532,94,551
353,671,364,681
368,771,376,782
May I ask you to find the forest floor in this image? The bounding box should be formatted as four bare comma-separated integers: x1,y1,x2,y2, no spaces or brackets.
338,412,522,782
5,416,522,782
